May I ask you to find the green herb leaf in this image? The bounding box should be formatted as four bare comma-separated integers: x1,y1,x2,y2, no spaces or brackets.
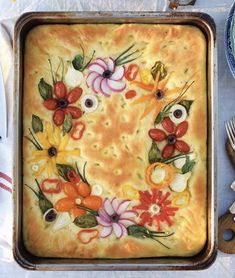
56,164,75,181
151,61,167,81
38,197,53,214
72,55,84,71
178,100,193,113
148,141,161,164
73,214,98,228
127,225,148,238
181,156,196,174
32,115,43,133
62,114,72,136
38,78,52,100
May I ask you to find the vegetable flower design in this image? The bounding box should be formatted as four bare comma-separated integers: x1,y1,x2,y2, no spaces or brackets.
149,117,190,158
42,80,83,126
132,72,185,121
133,189,178,231
28,122,80,177
86,58,126,96
96,198,137,238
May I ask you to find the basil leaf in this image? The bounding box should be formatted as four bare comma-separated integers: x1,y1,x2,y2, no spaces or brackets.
148,141,161,164
73,214,98,228
38,78,52,100
32,114,43,133
151,61,167,81
56,164,75,181
127,225,148,238
72,55,84,71
181,156,196,174
38,196,53,214
62,114,72,136
178,100,193,114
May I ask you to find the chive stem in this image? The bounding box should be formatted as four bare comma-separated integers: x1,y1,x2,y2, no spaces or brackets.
28,128,43,150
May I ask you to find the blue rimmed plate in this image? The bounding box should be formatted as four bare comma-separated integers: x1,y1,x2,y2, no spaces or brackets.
225,1,235,78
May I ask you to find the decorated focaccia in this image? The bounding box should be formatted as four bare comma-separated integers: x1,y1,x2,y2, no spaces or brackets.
23,23,207,258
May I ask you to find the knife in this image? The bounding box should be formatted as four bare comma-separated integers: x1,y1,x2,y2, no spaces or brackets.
0,64,7,140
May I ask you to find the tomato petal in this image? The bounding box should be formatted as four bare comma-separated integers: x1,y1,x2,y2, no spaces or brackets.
175,140,190,153
53,109,65,126
175,121,188,138
66,106,83,119
43,98,58,110
162,144,175,158
67,87,83,104
162,117,175,133
148,129,166,141
54,81,67,99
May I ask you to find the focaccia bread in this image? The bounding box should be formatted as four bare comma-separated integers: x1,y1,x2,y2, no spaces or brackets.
23,23,207,258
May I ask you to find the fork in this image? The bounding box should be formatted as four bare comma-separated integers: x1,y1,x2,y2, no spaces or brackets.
225,118,235,150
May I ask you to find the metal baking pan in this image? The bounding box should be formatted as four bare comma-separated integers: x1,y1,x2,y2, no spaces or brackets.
13,11,217,271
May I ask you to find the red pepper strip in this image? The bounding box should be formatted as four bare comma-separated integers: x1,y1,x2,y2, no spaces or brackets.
67,170,80,183
125,64,139,81
70,122,86,140
77,229,99,244
41,179,62,194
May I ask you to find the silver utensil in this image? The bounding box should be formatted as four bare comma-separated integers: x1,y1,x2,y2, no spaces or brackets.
225,118,235,150
0,64,7,141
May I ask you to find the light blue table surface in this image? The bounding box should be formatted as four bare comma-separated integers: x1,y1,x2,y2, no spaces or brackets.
1,0,235,276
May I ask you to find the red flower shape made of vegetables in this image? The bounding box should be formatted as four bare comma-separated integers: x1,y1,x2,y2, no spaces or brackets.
149,117,190,159
43,81,83,126
133,189,178,231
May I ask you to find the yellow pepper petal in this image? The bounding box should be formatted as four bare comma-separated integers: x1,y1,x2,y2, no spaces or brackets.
32,150,48,157
58,149,80,157
28,156,48,163
55,157,67,164
47,159,53,178
122,185,139,200
140,69,153,85
34,163,47,176
36,132,51,149
58,134,69,151
45,121,55,146
54,126,61,146
172,190,190,208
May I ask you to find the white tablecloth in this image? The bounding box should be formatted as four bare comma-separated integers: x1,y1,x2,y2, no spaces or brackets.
0,0,235,276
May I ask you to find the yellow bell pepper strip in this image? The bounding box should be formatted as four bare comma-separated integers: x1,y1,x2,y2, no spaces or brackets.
146,162,174,189
122,185,139,200
172,190,190,208
140,69,153,84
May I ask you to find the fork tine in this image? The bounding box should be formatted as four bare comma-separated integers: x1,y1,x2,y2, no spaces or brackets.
229,119,235,139
225,121,235,148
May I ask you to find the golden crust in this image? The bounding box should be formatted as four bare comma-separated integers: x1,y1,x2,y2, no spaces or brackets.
23,23,207,258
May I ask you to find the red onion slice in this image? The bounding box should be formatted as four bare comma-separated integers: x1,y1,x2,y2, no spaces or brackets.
100,226,113,238
112,223,123,238
98,208,110,222
118,218,136,227
104,198,114,215
107,57,115,72
119,223,128,237
116,200,131,215
111,66,125,81
120,210,138,219
87,63,105,75
96,216,111,227
86,72,99,87
101,78,111,97
107,79,126,92
96,58,108,70
111,197,119,212
92,76,103,93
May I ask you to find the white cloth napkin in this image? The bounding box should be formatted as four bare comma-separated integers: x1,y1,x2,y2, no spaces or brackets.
0,23,13,261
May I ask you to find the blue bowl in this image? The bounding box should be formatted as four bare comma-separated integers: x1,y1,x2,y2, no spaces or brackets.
225,1,235,78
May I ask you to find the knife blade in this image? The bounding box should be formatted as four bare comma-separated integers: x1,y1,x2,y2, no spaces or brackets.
0,64,7,140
